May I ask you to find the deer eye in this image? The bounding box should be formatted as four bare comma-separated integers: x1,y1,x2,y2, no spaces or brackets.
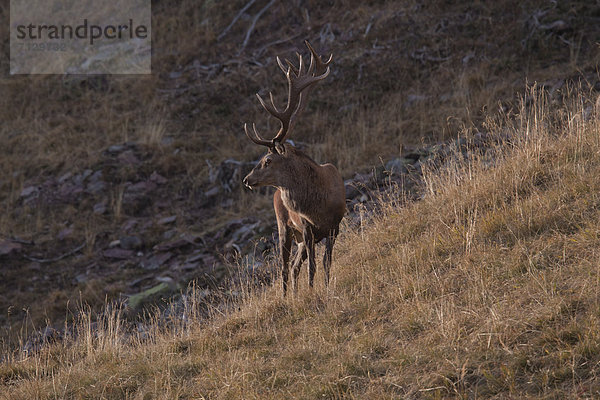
264,158,271,167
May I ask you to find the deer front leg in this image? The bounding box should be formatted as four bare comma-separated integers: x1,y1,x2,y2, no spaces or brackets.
303,226,316,288
322,227,339,287
279,226,293,297
292,242,307,294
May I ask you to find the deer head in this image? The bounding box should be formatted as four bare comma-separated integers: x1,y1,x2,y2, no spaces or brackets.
243,40,332,189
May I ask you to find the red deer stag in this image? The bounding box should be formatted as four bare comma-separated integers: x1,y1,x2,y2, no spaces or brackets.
242,41,345,296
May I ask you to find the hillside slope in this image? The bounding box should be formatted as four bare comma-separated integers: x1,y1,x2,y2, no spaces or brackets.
2,90,600,398
2,0,600,343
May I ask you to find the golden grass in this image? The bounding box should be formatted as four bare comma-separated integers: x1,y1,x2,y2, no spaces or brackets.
2,88,600,398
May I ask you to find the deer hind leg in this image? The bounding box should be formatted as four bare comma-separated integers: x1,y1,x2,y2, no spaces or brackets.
322,227,339,287
303,227,317,288
279,227,293,297
292,242,307,294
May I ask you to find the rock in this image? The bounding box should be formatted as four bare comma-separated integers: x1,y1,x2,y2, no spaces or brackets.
150,171,168,185
120,236,143,250
141,252,173,270
107,144,126,154
57,227,73,241
179,261,199,271
162,229,177,241
154,238,192,252
385,158,409,176
0,241,22,256
103,248,135,259
58,172,72,183
89,170,103,183
204,186,220,197
93,202,107,214
185,252,205,263
20,186,38,198
74,273,89,284
158,215,176,225
128,282,176,310
80,169,92,180
169,71,183,79
22,326,62,354
86,180,106,194
122,219,138,232
118,150,140,165
345,180,360,199
127,181,157,194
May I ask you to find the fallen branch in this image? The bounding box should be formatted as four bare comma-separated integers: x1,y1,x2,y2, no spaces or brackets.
252,33,301,58
238,0,276,55
6,236,34,245
218,0,257,41
23,243,85,264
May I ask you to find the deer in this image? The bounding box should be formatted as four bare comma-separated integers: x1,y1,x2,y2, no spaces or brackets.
242,41,346,297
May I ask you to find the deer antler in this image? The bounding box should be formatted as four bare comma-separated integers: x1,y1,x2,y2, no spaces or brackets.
245,40,333,148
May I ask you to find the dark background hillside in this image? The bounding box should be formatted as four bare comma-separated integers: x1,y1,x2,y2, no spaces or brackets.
1,0,599,345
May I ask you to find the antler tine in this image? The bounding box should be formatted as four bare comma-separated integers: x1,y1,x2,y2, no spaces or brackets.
244,123,272,147
276,56,296,76
255,92,278,116
298,53,306,77
246,40,332,146
305,40,333,75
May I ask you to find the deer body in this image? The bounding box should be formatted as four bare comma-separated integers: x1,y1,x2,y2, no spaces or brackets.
242,41,344,296
244,145,345,295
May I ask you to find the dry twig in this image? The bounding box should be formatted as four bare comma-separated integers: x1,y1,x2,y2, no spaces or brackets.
23,243,85,264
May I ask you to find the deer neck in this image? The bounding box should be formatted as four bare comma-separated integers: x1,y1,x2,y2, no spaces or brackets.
277,164,322,215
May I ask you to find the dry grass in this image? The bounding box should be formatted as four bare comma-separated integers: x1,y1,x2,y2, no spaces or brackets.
2,88,600,398
1,0,599,337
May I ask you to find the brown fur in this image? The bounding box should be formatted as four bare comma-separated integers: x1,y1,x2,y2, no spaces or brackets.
243,144,345,295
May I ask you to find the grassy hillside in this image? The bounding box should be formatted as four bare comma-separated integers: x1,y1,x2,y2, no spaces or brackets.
2,0,600,340
2,89,600,398
2,0,600,396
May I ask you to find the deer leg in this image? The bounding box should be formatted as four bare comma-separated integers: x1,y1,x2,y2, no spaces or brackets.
292,242,307,294
279,227,293,296
303,227,316,288
322,228,339,287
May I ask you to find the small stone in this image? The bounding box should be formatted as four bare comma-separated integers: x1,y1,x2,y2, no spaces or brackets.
93,202,107,214
162,229,177,241
107,144,125,154
103,248,134,259
122,219,138,232
385,158,409,176
20,186,38,198
57,227,73,241
82,169,93,180
89,170,103,183
86,181,106,194
158,215,176,225
118,151,140,165
150,171,167,185
204,186,220,197
180,262,199,271
58,172,72,183
120,236,143,250
0,241,22,256
141,252,173,270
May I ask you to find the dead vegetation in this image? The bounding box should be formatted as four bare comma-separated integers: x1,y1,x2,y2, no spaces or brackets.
2,86,600,398
1,0,600,395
